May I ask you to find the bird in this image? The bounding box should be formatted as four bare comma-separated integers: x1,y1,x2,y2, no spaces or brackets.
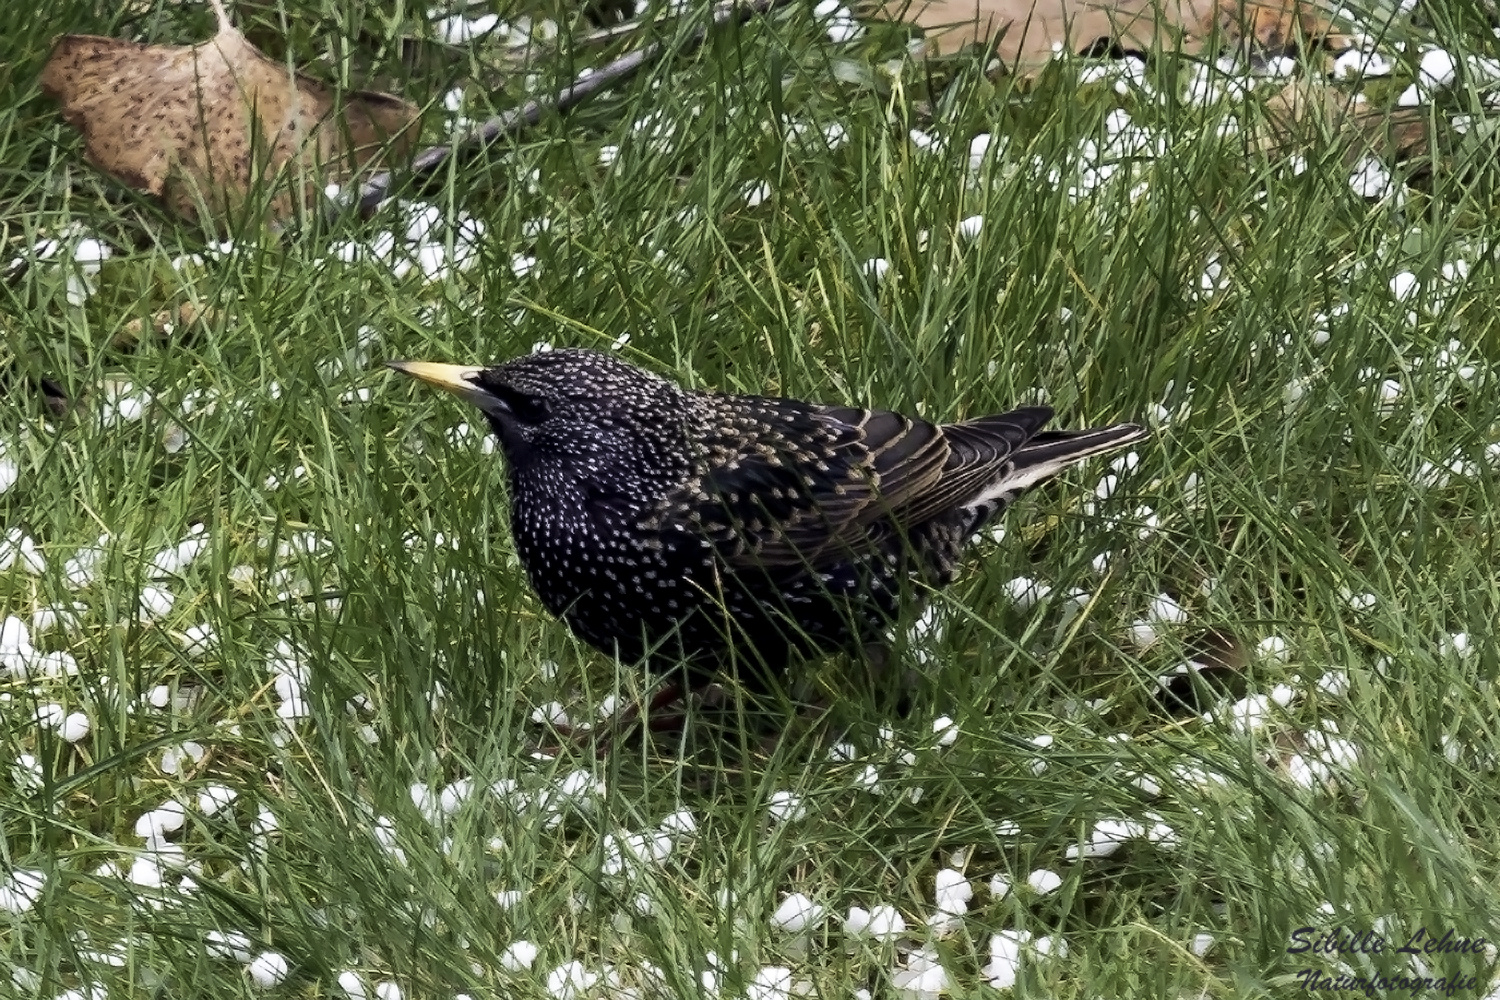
388,348,1146,693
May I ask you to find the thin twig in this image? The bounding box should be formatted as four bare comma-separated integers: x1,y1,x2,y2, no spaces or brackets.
352,0,787,216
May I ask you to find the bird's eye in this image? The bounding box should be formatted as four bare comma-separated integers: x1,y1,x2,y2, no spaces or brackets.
496,387,551,425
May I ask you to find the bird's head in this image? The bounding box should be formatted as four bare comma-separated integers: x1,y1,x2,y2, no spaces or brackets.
387,348,688,479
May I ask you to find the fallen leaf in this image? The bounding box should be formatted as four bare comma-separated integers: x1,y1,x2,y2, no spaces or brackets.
116,301,217,348
878,0,1346,73
39,0,418,225
1261,78,1437,167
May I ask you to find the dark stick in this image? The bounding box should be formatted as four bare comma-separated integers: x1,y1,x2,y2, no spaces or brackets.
352,0,786,216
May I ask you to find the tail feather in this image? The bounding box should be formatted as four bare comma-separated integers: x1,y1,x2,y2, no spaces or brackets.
972,422,1148,505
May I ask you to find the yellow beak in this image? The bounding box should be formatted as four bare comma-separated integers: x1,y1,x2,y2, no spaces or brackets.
386,360,496,410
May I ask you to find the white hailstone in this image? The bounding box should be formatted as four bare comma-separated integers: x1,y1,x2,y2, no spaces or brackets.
205,929,254,962
659,808,697,837
160,741,205,777
374,981,403,1000
180,623,215,656
1256,636,1290,662
500,940,539,971
1418,48,1457,88
530,701,570,727
251,808,279,839
1213,693,1273,734
1146,820,1178,847
556,770,599,800
1090,551,1112,574
135,801,188,838
767,789,806,823
1445,632,1472,657
1389,270,1418,301
511,254,537,279
1349,157,1394,199
968,132,992,170
248,951,289,988
825,12,863,43
152,525,208,575
861,903,906,942
597,144,620,167
1316,670,1349,699
0,869,46,913
1026,868,1063,894
1094,473,1119,500
956,215,984,240
409,783,441,823
1198,256,1225,296
853,763,881,792
439,779,473,815
988,873,1011,899
610,331,631,351
58,712,91,743
771,892,825,932
1002,576,1050,610
128,853,166,887
1066,818,1143,859
11,753,42,792
1148,593,1187,625
0,530,45,574
1332,48,1393,80
1028,733,1054,775
932,715,958,747
33,702,65,728
1287,753,1332,789
1190,932,1216,956
0,453,17,494
743,180,772,207
983,930,1030,989
747,966,794,1000
1129,619,1160,650
909,128,940,152
272,673,301,703
138,585,175,620
404,203,442,244
862,257,889,280
495,889,522,909
933,868,972,913
336,971,368,998
33,649,79,678
198,785,238,815
893,955,949,996
545,961,598,999
415,243,448,283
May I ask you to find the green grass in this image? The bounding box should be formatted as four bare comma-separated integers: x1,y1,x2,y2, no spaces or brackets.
4,0,1500,997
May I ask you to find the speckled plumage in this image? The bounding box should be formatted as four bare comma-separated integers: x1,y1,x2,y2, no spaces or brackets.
393,349,1146,686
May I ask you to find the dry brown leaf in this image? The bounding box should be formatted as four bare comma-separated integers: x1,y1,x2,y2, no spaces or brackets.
878,0,1346,73
116,301,217,347
1262,78,1435,166
39,0,418,225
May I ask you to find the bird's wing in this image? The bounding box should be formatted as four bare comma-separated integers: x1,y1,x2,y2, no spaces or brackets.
674,397,953,569
894,406,1056,525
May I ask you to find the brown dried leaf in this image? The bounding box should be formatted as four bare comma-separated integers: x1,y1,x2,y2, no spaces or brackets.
39,0,418,225
1262,78,1435,166
878,0,1347,73
116,301,216,348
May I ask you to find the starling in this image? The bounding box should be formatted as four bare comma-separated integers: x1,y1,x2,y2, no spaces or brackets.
389,349,1146,688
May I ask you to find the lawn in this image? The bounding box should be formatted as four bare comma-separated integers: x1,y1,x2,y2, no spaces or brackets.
3,0,1500,997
